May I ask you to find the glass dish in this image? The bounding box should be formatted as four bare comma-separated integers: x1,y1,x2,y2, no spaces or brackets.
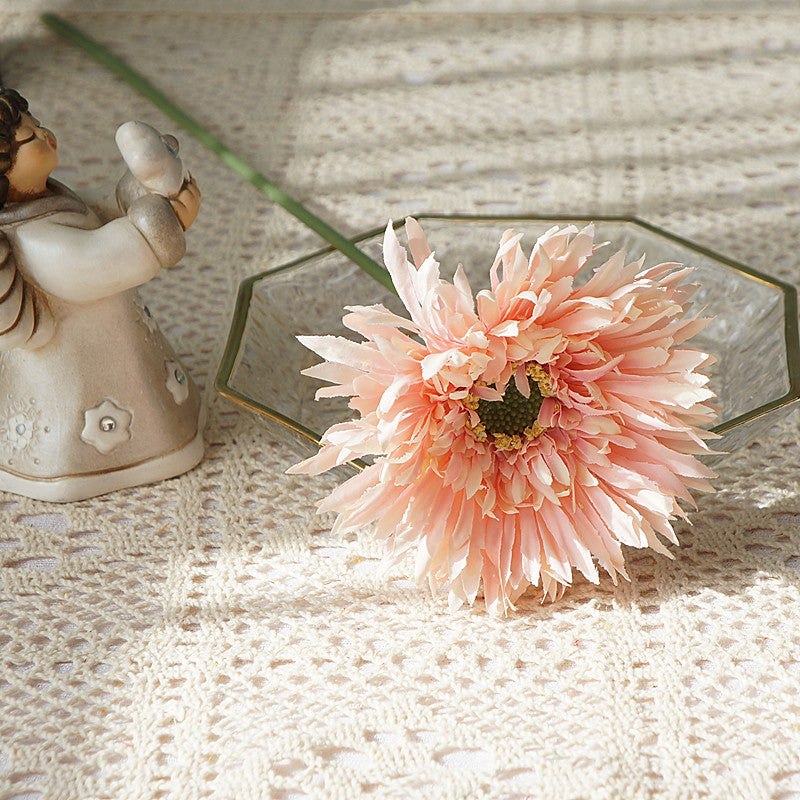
216,214,800,466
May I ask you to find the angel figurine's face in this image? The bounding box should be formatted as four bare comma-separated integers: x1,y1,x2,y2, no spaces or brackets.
6,112,58,201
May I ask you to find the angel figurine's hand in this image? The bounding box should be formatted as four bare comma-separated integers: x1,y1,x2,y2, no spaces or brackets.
169,175,201,231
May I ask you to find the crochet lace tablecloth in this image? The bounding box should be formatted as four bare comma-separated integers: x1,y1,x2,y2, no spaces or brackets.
2,2,800,799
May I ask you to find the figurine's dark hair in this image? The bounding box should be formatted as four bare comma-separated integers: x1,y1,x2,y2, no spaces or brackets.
0,89,53,349
0,89,30,208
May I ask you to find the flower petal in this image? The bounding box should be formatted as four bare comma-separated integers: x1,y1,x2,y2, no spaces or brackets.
291,220,716,615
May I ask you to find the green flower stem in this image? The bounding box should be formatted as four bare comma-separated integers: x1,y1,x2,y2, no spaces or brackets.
40,13,397,295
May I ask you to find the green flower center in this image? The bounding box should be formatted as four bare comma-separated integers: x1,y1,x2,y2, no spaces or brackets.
477,377,545,437
465,363,553,450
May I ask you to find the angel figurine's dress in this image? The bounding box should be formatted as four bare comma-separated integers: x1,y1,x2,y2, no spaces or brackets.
0,89,203,502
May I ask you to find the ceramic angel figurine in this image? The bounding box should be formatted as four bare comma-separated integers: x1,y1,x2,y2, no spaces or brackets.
0,89,203,502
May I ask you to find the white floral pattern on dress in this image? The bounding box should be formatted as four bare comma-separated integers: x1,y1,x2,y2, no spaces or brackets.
165,360,189,405
0,398,40,458
134,294,160,336
142,305,160,335
81,399,132,454
7,413,33,450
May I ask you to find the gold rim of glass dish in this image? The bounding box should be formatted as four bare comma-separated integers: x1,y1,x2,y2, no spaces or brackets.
215,213,800,455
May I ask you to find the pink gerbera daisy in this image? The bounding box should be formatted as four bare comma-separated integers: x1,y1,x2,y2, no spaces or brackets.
288,218,717,615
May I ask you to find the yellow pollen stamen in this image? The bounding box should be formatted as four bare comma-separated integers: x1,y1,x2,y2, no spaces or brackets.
526,362,554,397
470,421,487,442
493,433,524,451
524,422,546,439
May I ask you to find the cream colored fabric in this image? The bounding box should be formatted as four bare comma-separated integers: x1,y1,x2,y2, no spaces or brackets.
2,2,800,798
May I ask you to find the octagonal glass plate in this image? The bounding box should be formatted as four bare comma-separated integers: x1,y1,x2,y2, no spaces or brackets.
216,214,800,466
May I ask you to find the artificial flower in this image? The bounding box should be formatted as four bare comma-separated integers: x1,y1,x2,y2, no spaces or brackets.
288,218,716,614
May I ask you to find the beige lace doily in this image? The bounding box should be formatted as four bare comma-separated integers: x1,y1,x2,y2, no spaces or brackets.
1,2,799,798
